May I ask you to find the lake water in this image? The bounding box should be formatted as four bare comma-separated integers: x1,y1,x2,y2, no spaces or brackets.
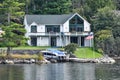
0,61,120,80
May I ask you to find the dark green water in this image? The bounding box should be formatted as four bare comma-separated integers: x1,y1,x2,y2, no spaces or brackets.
0,61,120,80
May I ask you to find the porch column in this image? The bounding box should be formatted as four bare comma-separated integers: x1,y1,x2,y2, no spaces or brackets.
49,34,51,46
69,36,70,44
79,36,81,47
37,37,40,46
65,36,67,46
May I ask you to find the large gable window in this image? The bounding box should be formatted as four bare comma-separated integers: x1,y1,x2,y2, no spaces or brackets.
31,25,37,33
46,25,60,33
70,15,83,24
69,15,84,32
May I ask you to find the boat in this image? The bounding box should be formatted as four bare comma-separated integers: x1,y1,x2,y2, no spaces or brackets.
40,49,66,61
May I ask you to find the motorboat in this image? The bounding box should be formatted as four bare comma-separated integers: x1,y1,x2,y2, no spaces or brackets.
40,49,66,61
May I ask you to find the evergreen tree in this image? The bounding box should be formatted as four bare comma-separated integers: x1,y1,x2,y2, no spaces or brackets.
0,0,26,55
115,0,120,10
73,0,116,25
25,0,72,14
1,23,26,54
93,7,115,32
93,7,120,56
0,0,24,24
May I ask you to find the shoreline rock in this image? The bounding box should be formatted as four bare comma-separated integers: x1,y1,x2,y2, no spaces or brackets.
67,56,116,64
0,56,116,64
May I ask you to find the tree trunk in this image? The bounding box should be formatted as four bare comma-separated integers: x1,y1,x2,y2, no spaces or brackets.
8,13,10,24
6,47,12,59
7,46,11,55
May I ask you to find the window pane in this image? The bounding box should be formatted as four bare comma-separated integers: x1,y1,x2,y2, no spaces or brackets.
31,25,37,33
77,19,83,24
70,17,76,24
70,26,76,32
77,27,83,32
47,27,52,33
46,25,60,33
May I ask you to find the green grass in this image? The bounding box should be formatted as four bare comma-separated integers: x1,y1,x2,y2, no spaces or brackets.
12,46,51,50
0,46,51,50
0,53,38,59
0,46,64,50
0,46,103,59
0,53,6,58
75,48,103,59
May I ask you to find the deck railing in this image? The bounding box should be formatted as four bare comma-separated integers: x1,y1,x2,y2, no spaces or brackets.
28,32,90,36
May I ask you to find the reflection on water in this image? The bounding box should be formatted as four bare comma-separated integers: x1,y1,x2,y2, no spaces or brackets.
95,61,120,80
0,61,120,80
23,63,95,80
0,64,24,80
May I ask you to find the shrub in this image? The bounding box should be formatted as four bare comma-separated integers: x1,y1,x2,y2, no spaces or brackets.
64,43,79,54
38,52,44,61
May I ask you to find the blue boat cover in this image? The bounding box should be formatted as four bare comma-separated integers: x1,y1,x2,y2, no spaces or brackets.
47,48,65,56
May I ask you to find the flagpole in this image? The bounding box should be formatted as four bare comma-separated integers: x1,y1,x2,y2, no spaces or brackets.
89,39,91,47
92,33,95,58
91,38,94,58
92,38,94,58
85,32,94,58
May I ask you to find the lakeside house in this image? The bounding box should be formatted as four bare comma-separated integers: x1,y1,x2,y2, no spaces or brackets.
24,13,93,47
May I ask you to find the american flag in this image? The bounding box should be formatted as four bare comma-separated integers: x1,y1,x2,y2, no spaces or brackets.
85,33,94,40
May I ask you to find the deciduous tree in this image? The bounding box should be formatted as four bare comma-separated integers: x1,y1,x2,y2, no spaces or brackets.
95,30,113,54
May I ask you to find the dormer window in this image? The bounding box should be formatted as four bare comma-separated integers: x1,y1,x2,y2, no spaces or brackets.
31,25,37,33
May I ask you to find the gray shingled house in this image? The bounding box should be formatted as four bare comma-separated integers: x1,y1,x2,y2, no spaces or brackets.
24,13,93,47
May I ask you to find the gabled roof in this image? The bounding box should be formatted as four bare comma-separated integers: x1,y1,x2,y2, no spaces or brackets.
25,13,90,25
25,14,74,25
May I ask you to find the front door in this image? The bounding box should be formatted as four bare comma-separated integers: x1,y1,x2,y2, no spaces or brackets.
31,37,37,46
51,37,56,47
81,36,84,46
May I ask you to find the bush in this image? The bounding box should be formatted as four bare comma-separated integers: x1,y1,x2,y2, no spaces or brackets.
38,52,44,61
64,43,79,54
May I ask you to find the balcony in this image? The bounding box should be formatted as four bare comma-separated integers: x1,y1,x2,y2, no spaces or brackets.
28,32,90,37
28,32,60,36
64,32,89,36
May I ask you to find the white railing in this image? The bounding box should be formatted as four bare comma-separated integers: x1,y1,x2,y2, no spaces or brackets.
28,32,90,36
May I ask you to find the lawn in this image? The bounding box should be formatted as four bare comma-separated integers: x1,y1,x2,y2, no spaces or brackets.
75,47,103,59
13,46,64,50
0,46,51,50
0,53,38,59
12,46,51,50
10,54,38,59
0,46,103,59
